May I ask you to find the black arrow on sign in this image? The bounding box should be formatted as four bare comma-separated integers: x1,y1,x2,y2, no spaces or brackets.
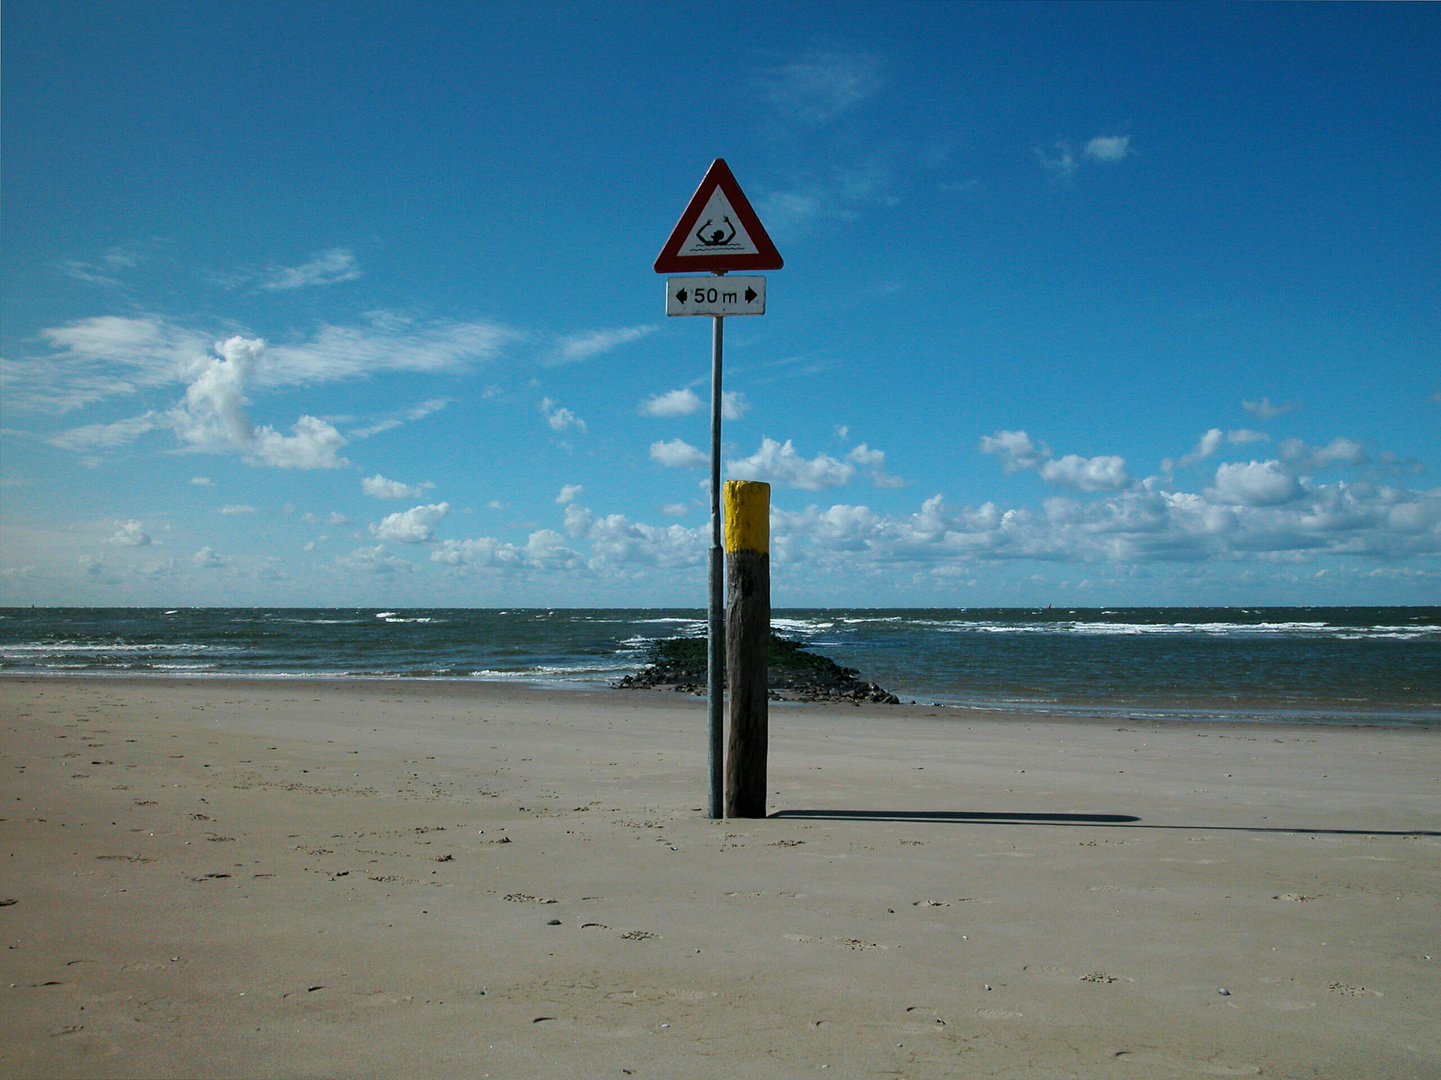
675,288,689,304
744,287,757,303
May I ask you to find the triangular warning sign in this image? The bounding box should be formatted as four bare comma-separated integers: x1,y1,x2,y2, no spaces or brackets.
654,159,783,274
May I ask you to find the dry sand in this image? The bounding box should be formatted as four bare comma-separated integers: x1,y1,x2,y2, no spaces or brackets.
1,676,1437,1079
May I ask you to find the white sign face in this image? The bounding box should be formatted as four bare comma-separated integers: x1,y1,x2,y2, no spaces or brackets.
666,276,766,317
671,189,764,260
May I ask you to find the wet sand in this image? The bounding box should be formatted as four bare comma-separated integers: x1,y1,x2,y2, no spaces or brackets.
1,676,1437,1078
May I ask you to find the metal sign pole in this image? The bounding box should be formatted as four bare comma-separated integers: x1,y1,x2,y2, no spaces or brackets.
707,303,725,820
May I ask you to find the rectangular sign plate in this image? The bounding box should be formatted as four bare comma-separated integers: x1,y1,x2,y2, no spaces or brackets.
666,276,766,317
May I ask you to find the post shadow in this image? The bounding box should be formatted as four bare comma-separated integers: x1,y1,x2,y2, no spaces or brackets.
770,808,1439,838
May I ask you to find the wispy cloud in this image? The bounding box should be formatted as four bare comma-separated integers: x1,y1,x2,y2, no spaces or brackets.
1244,396,1301,420
12,312,516,416
259,248,362,290
757,48,884,126
548,325,656,366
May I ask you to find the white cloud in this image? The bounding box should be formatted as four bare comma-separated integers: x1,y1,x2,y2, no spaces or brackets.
1279,436,1368,471
727,437,855,490
220,504,256,515
1036,140,1078,178
260,248,362,290
660,503,691,517
108,520,151,546
650,438,708,468
979,430,1051,473
1164,428,1273,474
363,474,429,500
981,430,1130,492
639,388,703,417
541,397,586,433
637,388,747,420
549,325,657,365
1039,454,1131,492
1084,135,1133,162
14,312,516,419
1244,397,1301,420
563,504,705,568
192,546,224,568
758,49,884,126
1209,460,1303,507
45,334,352,469
846,443,905,488
44,413,163,451
557,484,583,505
1038,134,1135,178
12,315,214,413
336,544,417,575
431,536,526,569
370,502,451,543
191,476,211,486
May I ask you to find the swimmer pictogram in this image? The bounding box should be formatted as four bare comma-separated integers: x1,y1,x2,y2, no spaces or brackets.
695,217,737,248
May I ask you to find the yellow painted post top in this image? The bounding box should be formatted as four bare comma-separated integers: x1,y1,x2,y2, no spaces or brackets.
724,481,770,553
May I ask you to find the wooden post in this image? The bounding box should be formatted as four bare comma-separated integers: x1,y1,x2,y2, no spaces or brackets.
724,480,770,818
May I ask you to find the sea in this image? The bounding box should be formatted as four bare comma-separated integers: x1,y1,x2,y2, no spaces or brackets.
1,607,1437,728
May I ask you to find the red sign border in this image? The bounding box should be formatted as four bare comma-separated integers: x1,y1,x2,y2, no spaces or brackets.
653,159,784,274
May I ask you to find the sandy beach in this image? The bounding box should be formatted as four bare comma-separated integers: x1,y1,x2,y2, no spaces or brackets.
1,676,1436,1079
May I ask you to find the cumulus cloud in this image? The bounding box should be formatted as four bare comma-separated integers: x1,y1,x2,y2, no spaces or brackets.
431,536,526,569
108,520,151,546
1208,460,1303,507
727,438,854,490
650,438,708,468
363,474,431,500
1038,134,1135,178
846,443,905,488
192,546,224,568
540,398,586,433
369,502,451,543
979,430,1051,473
981,430,1130,492
563,503,705,568
556,484,583,505
640,388,703,417
638,387,748,420
1083,135,1133,162
1279,436,1368,471
336,544,417,575
1039,454,1131,492
260,248,361,290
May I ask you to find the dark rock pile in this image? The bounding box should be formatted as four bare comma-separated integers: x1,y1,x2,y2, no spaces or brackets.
615,633,900,705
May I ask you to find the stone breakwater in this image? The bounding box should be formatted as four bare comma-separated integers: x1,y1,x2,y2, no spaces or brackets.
615,634,900,705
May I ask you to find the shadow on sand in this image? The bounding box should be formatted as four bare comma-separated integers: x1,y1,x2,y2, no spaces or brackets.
770,809,1439,837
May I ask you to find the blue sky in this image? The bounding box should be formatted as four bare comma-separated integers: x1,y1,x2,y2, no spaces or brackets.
3,1,1438,608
